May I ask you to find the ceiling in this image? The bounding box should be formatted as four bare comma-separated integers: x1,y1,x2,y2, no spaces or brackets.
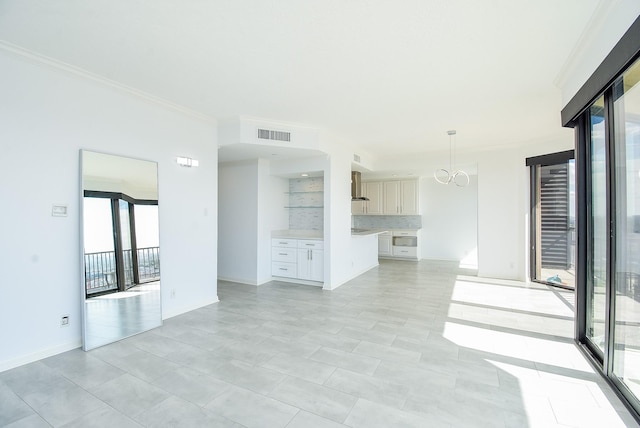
0,0,601,159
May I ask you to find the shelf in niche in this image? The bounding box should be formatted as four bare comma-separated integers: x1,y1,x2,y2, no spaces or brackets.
284,206,324,209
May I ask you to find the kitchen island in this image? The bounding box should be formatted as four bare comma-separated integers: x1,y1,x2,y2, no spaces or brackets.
349,228,386,280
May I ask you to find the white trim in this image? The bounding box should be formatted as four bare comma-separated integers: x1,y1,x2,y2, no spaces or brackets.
554,0,623,89
0,340,82,373
161,297,219,320
0,40,215,124
217,276,262,286
271,277,324,287
323,262,379,291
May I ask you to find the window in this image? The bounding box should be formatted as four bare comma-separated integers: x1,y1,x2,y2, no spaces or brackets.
528,151,575,289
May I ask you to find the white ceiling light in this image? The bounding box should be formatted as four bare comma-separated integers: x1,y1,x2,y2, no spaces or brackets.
434,130,469,187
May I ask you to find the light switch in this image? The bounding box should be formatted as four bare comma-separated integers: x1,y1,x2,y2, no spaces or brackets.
52,204,68,217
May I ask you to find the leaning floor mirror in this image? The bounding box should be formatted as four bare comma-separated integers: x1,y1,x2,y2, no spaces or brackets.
80,150,162,350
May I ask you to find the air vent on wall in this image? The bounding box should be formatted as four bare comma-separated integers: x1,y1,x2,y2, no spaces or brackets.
353,154,361,163
257,128,291,142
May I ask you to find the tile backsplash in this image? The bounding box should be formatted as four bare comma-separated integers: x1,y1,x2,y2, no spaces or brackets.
352,215,422,229
289,177,324,230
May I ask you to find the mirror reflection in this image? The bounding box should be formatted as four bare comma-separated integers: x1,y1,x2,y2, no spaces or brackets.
81,150,161,350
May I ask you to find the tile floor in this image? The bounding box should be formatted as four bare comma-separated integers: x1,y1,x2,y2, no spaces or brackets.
1,260,638,427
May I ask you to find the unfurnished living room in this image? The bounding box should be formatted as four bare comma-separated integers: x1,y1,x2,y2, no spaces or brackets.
2,1,640,427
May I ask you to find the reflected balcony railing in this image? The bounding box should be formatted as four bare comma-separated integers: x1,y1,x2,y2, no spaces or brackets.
84,247,160,295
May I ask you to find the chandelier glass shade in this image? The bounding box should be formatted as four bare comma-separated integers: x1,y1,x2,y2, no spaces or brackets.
434,130,469,187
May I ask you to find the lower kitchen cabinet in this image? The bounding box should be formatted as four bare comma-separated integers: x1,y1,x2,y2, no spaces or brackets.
272,238,323,283
297,248,324,282
378,232,392,256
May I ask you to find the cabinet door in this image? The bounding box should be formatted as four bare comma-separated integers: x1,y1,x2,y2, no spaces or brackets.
351,200,365,214
383,181,400,214
378,236,392,256
297,249,311,280
309,249,324,282
400,180,419,214
365,182,383,214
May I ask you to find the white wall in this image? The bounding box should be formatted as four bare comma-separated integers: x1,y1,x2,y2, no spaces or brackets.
0,49,219,371
327,151,362,290
420,174,478,266
217,160,260,284
256,160,289,284
217,158,290,286
476,149,527,280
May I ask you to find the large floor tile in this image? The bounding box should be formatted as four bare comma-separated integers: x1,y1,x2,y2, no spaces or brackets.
0,381,35,426
206,385,298,428
269,375,357,423
309,346,380,375
136,396,243,428
21,378,106,426
344,398,443,428
89,373,170,418
260,353,336,384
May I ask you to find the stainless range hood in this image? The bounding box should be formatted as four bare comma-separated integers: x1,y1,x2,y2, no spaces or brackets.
351,171,369,201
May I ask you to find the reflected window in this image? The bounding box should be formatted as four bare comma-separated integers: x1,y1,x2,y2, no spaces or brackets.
83,193,159,297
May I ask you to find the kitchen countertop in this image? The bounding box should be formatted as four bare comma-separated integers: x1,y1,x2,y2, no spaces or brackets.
272,230,323,240
351,228,388,237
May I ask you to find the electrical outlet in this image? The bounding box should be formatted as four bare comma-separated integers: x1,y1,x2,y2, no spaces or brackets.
60,315,70,327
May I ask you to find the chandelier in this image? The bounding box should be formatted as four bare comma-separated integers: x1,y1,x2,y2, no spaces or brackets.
434,130,469,187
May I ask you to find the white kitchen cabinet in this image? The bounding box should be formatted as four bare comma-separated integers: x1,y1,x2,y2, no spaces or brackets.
272,239,298,279
378,232,392,256
297,248,324,282
351,181,383,215
400,180,418,214
364,181,383,214
392,246,418,258
383,180,419,215
272,238,323,283
351,200,365,214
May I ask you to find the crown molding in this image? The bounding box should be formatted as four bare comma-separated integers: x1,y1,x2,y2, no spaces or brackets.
0,40,215,124
554,0,620,89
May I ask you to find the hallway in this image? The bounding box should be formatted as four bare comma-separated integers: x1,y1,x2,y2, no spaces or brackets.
0,260,636,427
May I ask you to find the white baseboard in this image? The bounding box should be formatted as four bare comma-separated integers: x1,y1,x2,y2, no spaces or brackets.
324,262,379,291
162,296,220,320
217,276,260,286
0,339,82,373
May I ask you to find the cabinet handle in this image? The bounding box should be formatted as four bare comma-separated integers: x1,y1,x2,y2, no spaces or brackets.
279,268,287,271
278,253,287,256
308,249,311,260
305,243,314,246
279,241,287,245
310,250,313,261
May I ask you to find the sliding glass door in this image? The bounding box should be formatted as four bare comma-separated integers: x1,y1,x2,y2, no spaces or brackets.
575,57,640,416
562,16,640,420
611,59,640,401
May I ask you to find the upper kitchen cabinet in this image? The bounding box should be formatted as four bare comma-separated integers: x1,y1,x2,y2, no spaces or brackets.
351,181,382,214
383,180,419,215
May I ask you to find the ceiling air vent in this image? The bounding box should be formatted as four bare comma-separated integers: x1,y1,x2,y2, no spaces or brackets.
257,128,291,142
353,154,361,163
